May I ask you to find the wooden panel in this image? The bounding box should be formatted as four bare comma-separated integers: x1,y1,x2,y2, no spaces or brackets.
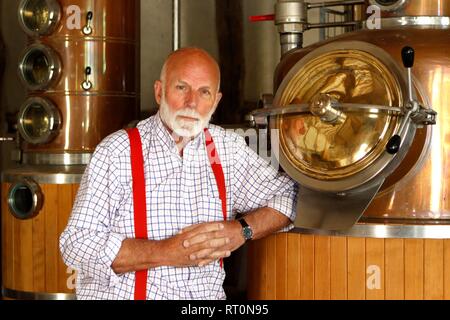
15,211,34,291
404,239,424,300
445,240,450,300
347,238,365,300
2,184,14,289
275,233,287,299
32,184,46,292
300,234,315,299
57,185,75,292
330,236,347,299
314,236,330,300
385,239,404,299
266,235,277,300
45,185,59,293
286,233,300,300
424,240,444,300
365,238,384,300
254,237,267,300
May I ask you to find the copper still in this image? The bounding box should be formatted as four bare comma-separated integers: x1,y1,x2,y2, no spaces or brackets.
1,0,140,300
247,0,450,300
16,0,140,161
252,0,450,229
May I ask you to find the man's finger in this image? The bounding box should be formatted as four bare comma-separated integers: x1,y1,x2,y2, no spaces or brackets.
181,222,224,235
182,224,225,247
184,231,229,248
197,251,231,267
189,238,230,259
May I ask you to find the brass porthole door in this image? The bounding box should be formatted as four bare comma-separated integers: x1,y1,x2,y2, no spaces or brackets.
18,96,61,145
269,41,420,230
18,0,62,37
18,43,62,91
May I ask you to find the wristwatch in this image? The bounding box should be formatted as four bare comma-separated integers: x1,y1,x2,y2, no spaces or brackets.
238,218,253,241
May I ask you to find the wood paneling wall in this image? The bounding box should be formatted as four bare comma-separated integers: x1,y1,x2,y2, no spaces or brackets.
1,183,78,294
248,233,450,300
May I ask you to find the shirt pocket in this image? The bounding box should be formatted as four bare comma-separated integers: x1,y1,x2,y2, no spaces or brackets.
197,197,226,223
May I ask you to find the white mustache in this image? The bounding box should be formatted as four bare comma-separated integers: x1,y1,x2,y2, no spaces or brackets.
175,108,201,120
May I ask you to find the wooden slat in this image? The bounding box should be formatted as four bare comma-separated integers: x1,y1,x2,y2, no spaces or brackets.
300,234,315,299
254,237,267,300
44,185,59,293
347,237,365,300
275,233,287,299
2,184,14,289
404,239,424,300
330,236,347,300
424,240,444,300
286,233,300,300
15,212,34,291
365,238,385,300
445,240,450,300
57,185,76,293
385,239,404,299
314,236,330,300
32,184,46,292
266,235,277,300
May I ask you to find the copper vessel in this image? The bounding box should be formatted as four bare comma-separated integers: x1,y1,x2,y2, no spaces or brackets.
16,0,140,159
271,0,450,223
18,0,139,40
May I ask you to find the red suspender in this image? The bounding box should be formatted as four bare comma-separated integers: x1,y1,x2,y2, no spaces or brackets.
126,128,148,300
127,127,227,300
204,128,227,268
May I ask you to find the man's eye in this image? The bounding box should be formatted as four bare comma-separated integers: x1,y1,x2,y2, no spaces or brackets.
176,85,186,91
201,90,211,97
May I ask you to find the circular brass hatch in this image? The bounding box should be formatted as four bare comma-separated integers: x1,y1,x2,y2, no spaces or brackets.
18,96,61,145
273,42,410,191
18,43,61,91
18,0,61,37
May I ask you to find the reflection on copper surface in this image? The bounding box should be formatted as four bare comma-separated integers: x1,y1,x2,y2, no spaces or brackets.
278,50,401,180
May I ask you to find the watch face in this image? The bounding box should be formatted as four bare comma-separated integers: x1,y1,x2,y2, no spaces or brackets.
243,227,253,240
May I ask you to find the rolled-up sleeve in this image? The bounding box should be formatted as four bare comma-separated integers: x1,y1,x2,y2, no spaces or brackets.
231,134,298,229
59,141,125,289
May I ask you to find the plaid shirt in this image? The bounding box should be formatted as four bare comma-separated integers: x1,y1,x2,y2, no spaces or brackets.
59,113,298,300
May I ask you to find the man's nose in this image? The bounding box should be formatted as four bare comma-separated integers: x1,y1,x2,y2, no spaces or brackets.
185,90,197,108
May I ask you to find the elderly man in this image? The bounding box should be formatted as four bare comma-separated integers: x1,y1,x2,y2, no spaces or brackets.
60,47,298,300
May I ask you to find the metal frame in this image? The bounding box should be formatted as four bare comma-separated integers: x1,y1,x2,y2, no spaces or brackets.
2,166,85,185
293,223,450,239
367,16,450,29
18,43,62,91
17,96,61,145
22,152,92,166
2,287,75,300
18,0,62,37
7,178,43,220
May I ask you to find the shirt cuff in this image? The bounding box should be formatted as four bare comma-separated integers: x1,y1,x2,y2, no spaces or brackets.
266,195,297,222
98,232,127,288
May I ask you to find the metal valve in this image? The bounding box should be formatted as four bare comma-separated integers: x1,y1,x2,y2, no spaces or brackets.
82,11,93,35
82,66,93,91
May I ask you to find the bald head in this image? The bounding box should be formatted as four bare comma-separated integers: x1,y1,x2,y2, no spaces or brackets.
160,47,221,90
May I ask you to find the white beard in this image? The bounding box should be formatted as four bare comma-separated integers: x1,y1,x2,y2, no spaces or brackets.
159,95,215,138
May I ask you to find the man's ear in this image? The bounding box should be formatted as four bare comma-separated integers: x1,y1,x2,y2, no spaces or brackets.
154,80,163,105
214,92,223,109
